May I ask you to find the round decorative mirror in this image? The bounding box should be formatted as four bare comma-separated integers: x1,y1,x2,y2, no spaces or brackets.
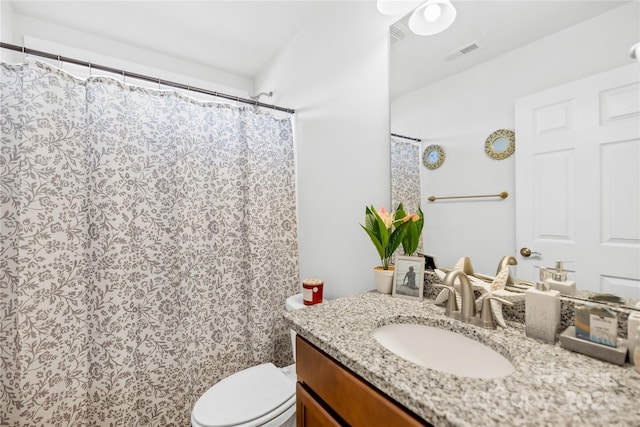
423,145,445,170
485,129,515,160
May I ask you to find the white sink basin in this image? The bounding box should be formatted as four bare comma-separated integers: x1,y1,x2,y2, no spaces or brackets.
372,323,515,379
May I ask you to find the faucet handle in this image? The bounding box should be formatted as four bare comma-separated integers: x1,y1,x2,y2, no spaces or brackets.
476,296,514,329
432,284,459,316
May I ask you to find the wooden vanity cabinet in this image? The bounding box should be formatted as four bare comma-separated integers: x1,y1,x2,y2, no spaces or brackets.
296,336,430,427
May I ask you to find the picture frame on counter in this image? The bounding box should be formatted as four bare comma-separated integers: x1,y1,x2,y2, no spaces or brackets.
392,256,425,301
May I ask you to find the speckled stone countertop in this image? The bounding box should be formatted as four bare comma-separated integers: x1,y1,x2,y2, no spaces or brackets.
283,292,640,427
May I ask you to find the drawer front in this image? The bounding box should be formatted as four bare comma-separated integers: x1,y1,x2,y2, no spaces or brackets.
296,336,428,427
296,383,343,427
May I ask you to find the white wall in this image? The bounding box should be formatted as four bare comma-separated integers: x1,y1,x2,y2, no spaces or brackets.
0,1,12,41
4,10,251,96
256,2,397,299
0,1,21,63
391,3,639,275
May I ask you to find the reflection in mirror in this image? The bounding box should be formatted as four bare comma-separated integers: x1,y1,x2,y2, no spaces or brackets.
484,129,515,160
492,138,508,153
390,136,423,254
389,1,640,309
422,144,445,170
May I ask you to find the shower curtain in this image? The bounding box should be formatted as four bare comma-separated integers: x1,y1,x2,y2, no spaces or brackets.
390,137,423,253
0,60,299,426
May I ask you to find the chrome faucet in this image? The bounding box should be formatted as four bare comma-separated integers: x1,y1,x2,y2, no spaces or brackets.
443,270,476,322
475,295,514,329
439,270,514,329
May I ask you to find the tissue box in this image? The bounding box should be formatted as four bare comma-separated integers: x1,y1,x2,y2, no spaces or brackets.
575,303,618,347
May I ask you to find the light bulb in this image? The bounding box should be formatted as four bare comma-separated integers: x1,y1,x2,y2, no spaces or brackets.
408,0,456,36
423,3,442,22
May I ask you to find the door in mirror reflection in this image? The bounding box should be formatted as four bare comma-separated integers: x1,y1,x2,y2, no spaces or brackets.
515,63,640,299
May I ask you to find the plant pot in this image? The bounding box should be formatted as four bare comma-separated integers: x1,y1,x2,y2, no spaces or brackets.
373,266,395,294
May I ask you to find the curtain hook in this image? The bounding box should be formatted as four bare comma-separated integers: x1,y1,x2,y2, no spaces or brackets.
57,54,62,69
157,78,161,90
21,46,26,61
88,62,92,77
122,69,125,84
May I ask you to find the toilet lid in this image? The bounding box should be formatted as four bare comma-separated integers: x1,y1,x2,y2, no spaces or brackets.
192,363,295,427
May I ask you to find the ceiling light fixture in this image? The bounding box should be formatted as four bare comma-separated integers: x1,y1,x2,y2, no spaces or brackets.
408,0,456,36
423,3,442,22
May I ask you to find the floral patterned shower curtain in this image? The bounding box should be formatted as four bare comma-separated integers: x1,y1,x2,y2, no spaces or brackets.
0,60,299,426
391,137,423,253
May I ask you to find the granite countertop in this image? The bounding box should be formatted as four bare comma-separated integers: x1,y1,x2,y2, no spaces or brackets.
283,291,640,427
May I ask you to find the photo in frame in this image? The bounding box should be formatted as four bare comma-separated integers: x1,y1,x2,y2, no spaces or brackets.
392,255,425,301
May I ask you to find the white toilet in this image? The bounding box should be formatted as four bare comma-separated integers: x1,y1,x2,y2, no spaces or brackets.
191,294,307,427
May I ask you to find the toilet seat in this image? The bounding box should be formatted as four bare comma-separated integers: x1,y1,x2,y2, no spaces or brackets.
191,363,296,427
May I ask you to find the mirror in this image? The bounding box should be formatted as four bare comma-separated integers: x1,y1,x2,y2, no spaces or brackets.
490,137,508,152
423,144,445,169
389,1,640,309
484,129,514,160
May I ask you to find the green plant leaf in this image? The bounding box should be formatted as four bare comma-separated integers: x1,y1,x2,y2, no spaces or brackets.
361,204,423,265
360,224,385,260
399,205,424,255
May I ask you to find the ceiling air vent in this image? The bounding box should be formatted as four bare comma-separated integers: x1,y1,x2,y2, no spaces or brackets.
390,22,409,45
443,41,480,62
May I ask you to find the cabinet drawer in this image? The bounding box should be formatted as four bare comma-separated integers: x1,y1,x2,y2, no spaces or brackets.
296,336,428,427
297,383,343,427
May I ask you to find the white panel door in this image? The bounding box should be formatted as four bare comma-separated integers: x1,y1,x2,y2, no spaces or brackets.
515,63,640,298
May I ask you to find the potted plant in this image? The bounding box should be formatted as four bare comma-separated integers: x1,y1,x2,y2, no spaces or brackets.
360,205,415,293
396,203,424,256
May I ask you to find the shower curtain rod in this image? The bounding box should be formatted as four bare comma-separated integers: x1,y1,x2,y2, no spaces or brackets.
391,133,422,142
0,42,295,114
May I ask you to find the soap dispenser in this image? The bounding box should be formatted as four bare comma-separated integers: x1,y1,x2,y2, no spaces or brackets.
525,281,561,343
544,260,576,296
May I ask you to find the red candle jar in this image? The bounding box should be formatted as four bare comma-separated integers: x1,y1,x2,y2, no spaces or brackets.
302,278,324,305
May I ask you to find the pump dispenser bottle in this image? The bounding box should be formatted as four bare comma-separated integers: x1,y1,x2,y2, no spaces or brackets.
544,260,576,295
525,281,561,343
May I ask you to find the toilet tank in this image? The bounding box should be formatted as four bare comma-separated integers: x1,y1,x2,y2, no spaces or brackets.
285,293,305,312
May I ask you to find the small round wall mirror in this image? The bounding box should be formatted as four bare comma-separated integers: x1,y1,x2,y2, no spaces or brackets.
423,145,445,170
485,129,515,160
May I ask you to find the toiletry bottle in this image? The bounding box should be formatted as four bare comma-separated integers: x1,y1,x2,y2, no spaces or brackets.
525,281,561,344
545,260,576,296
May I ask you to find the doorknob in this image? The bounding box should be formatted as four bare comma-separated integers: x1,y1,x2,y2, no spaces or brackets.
520,247,542,258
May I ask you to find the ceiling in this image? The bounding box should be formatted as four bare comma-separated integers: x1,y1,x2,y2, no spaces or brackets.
390,0,632,99
6,0,633,97
8,0,337,80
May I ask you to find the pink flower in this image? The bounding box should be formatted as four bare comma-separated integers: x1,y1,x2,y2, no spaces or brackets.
377,207,393,229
